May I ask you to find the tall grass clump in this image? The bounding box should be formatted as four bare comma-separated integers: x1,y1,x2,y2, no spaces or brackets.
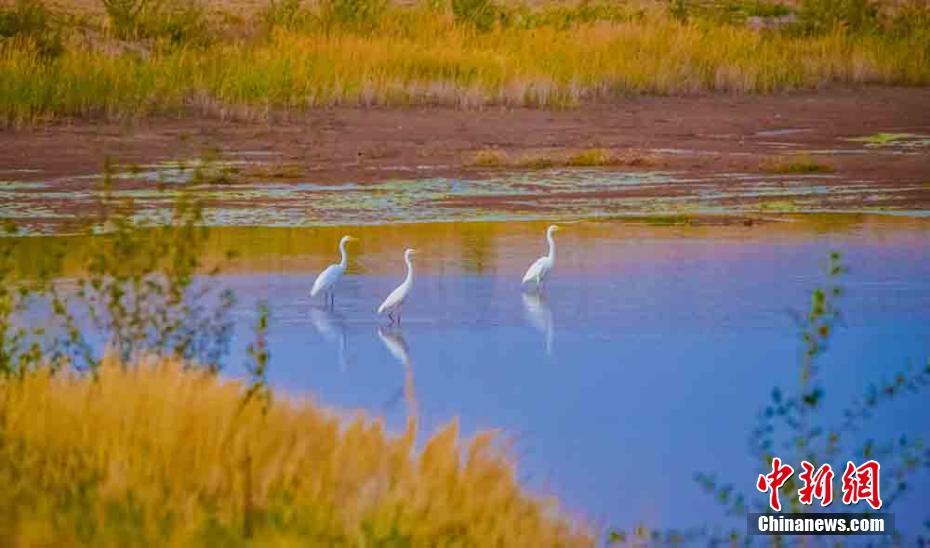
102,0,209,45
0,358,591,545
319,0,388,30
796,0,879,34
452,0,500,31
760,153,833,173
101,0,147,37
0,0,62,58
262,0,308,30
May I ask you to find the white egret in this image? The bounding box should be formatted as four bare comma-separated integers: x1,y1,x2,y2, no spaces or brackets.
310,235,357,308
377,249,417,324
521,225,560,287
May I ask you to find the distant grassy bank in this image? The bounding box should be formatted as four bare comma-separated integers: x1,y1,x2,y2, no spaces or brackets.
0,358,590,545
1,0,929,124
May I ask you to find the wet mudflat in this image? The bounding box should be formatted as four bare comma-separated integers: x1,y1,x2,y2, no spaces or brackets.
3,89,930,237
4,167,930,235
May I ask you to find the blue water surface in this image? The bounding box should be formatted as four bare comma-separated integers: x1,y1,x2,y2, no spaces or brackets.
208,220,930,539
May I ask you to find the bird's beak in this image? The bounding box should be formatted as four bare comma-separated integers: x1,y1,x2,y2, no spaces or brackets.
347,236,358,242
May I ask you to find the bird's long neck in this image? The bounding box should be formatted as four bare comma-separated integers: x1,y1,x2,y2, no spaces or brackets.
338,240,349,268
546,230,556,260
403,256,414,285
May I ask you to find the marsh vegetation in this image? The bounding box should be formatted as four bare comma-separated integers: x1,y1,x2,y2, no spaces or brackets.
1,0,929,123
0,182,590,544
469,148,658,169
760,153,833,174
2,171,929,542
0,358,590,545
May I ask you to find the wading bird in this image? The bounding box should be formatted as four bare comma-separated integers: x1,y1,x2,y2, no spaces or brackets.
521,224,560,287
377,249,417,324
310,235,357,308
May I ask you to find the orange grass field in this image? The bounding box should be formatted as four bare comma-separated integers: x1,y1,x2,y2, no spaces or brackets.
0,358,591,545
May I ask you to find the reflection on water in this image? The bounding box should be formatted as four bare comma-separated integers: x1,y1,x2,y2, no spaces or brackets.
377,326,418,422
309,306,349,371
522,289,554,356
5,165,930,234
378,325,411,365
19,216,930,538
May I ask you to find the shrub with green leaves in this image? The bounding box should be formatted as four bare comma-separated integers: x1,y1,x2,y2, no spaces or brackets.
451,0,498,31
0,158,236,376
0,0,62,58
796,0,878,34
101,0,148,38
102,0,209,46
263,0,307,30
0,225,54,377
668,0,689,22
888,0,930,37
69,161,235,370
319,0,387,30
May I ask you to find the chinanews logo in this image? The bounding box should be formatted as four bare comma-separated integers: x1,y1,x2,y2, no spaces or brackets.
748,458,894,536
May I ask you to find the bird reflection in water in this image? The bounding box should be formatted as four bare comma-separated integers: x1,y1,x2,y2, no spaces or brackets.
377,326,419,429
522,289,554,356
309,306,349,371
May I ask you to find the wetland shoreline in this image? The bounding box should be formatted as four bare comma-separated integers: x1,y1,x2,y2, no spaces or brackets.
2,87,930,233
2,87,928,183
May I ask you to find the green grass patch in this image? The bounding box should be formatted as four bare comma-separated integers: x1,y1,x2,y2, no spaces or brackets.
760,154,833,174
469,148,658,169
846,132,930,147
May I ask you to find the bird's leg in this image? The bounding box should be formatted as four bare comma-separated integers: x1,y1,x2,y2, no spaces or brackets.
397,310,401,325
329,291,335,310
388,311,395,324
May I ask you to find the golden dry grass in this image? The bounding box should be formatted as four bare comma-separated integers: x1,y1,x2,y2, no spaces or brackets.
2,0,929,124
0,357,591,546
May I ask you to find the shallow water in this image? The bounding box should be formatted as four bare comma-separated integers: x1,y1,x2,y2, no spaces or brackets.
10,214,930,538
4,166,929,235
176,217,930,538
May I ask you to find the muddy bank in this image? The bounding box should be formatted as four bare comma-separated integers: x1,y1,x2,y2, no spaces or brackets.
2,87,928,179
1,87,929,232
